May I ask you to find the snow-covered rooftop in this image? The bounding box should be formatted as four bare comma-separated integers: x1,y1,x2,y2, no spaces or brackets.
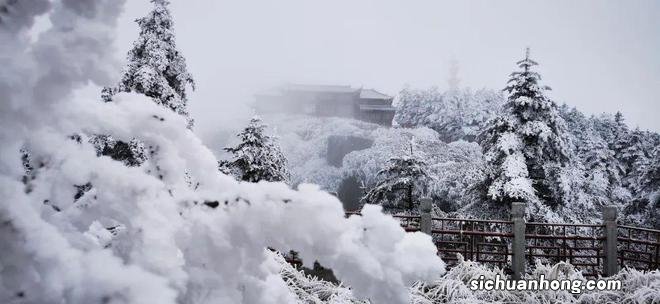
256,85,393,98
359,88,392,100
283,84,359,93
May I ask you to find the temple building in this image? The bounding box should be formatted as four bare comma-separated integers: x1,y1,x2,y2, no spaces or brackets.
254,84,395,126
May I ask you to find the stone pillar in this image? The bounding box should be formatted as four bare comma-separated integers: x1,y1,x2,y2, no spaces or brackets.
603,206,618,277
511,202,526,280
419,197,432,235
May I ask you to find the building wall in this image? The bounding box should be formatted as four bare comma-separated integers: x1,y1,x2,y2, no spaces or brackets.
254,91,394,126
313,92,358,118
359,110,395,126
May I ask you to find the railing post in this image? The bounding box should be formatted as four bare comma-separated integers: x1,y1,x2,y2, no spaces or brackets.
511,202,526,280
603,206,618,276
420,197,432,235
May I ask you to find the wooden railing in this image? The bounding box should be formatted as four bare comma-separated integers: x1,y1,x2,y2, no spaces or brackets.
345,200,660,278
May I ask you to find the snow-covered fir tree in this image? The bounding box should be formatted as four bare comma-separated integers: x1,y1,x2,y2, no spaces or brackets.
478,48,570,211
361,141,431,213
102,0,195,128
617,130,654,183
93,0,194,168
560,106,626,205
623,144,660,228
220,116,290,183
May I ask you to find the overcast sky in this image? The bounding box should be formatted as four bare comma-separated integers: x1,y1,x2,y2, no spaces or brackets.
107,0,659,137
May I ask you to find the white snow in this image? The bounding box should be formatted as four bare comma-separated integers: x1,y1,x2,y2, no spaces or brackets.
0,2,444,303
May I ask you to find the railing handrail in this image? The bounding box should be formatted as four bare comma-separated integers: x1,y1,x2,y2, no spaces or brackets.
526,222,605,228
618,225,660,234
345,212,659,233
344,207,659,277
432,217,513,224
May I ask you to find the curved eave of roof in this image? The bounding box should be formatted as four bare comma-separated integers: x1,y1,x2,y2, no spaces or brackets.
359,88,392,100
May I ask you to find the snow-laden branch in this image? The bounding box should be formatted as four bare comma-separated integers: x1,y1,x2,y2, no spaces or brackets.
0,2,444,303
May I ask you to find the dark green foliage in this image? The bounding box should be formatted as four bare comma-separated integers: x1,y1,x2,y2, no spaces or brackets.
221,117,290,183
361,152,431,213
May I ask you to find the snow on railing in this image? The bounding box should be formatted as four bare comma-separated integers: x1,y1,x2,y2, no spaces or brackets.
344,201,660,278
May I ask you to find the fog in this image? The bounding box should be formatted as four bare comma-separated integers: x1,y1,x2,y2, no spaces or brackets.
79,0,660,146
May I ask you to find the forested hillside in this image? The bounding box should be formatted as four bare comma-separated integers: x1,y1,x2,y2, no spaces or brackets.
269,53,659,228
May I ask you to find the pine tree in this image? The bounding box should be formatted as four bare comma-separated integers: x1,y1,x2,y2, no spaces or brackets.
478,48,570,208
623,145,660,229
582,133,626,202
618,130,651,176
220,117,289,183
636,146,660,197
103,0,195,128
361,142,431,213
94,0,193,168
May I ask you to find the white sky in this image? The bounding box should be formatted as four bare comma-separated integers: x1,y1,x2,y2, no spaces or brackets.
108,0,659,136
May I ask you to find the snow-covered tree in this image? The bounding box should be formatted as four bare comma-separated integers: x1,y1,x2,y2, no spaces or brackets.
621,146,660,228
395,87,504,142
478,48,570,210
102,0,195,128
93,0,193,169
220,116,290,183
361,142,431,213
89,134,147,167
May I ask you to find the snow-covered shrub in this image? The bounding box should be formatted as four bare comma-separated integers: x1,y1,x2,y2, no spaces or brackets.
264,114,377,190
266,114,485,214
274,251,369,304
277,252,660,304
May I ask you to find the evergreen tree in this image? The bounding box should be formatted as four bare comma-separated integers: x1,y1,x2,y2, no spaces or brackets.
636,146,660,198
561,108,623,197
94,0,193,168
220,117,289,183
361,142,431,213
611,112,632,169
624,145,660,229
478,48,570,208
618,130,651,177
102,0,195,128
582,133,627,203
